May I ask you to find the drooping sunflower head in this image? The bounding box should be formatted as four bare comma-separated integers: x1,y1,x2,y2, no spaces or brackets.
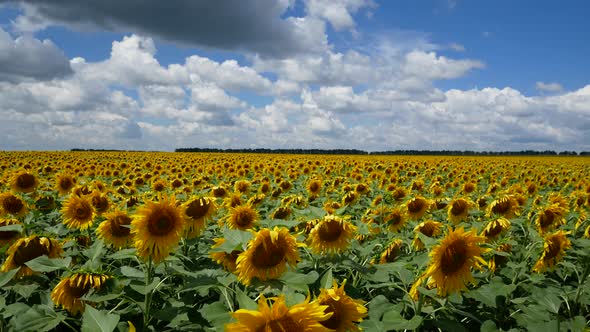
51,272,111,315
226,205,258,230
271,206,292,220
96,209,133,249
383,208,407,233
341,191,358,206
235,227,300,285
412,220,443,251
131,196,185,263
55,173,76,195
224,192,244,209
425,227,487,296
391,187,407,202
234,180,251,194
0,218,22,246
247,193,266,206
307,179,322,197
183,196,217,238
226,294,332,332
447,198,472,224
548,192,569,210
481,218,511,241
308,215,356,255
534,204,567,234
10,170,38,193
533,230,571,273
0,192,28,217
151,178,167,192
1,235,63,278
61,194,95,230
487,196,520,219
406,196,431,220
316,280,368,332
377,239,404,264
211,185,228,198
209,237,243,272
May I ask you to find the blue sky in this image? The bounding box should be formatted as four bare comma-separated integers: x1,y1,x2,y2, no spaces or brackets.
0,0,589,151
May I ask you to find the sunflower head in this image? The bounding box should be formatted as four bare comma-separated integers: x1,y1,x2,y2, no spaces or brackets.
487,196,520,219
51,272,111,315
383,208,407,233
377,239,403,264
226,205,258,230
209,237,243,272
533,230,571,273
89,190,110,215
224,192,243,209
481,218,511,241
1,235,63,278
0,192,28,217
307,179,322,197
234,180,251,194
447,198,472,224
61,194,95,230
55,173,76,195
226,294,332,332
183,196,217,238
406,196,431,220
308,215,356,255
317,280,368,332
96,209,133,249
271,206,292,220
412,220,443,251
235,227,300,285
10,170,38,193
425,227,487,296
0,218,22,246
534,204,567,234
132,196,185,263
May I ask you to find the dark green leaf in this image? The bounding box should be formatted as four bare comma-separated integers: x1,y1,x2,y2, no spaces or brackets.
0,268,19,287
81,305,120,332
24,256,71,272
120,266,144,279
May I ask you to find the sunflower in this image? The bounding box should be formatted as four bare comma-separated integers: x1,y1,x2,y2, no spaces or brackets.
1,235,62,278
533,204,567,234
271,206,292,220
584,224,590,239
481,218,511,241
234,180,251,194
406,196,431,220
0,218,22,246
308,215,356,255
61,194,95,230
89,190,110,215
0,192,28,217
183,196,217,238
489,243,512,273
412,220,443,251
377,239,403,264
224,192,243,208
209,237,242,272
447,198,472,224
247,193,266,206
341,191,358,206
307,179,322,198
10,170,38,193
226,205,259,230
132,196,185,263
211,186,228,198
55,173,76,195
151,178,167,192
354,183,370,195
424,227,487,296
383,208,407,233
533,230,571,273
96,209,133,249
235,227,300,285
316,280,367,332
51,272,111,315
226,294,332,332
487,196,520,219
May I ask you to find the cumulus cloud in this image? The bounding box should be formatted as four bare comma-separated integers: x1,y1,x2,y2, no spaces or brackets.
536,81,563,93
304,0,376,31
5,0,327,57
0,27,72,82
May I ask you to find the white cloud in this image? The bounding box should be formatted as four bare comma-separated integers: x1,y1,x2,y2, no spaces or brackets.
304,0,376,31
536,81,563,93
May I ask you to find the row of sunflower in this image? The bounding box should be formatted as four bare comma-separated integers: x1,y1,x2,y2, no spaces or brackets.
0,151,589,331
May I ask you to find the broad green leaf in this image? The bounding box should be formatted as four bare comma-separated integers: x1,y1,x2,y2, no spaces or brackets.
24,256,71,272
382,311,423,330
81,305,120,332
0,224,23,232
199,301,231,326
320,268,333,289
120,266,144,278
108,248,137,260
464,278,516,308
129,277,161,295
14,305,64,332
211,229,253,253
480,320,497,332
235,289,258,310
0,268,19,287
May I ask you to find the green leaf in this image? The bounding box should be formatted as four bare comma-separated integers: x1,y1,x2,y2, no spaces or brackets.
24,256,71,272
81,305,120,332
82,240,105,269
561,316,587,332
480,320,497,332
235,289,258,310
120,266,144,278
108,248,136,260
366,295,396,321
199,301,231,326
129,277,161,295
14,305,64,332
535,292,562,314
464,278,516,308
382,311,423,330
320,268,333,289
0,224,23,232
0,268,20,287
211,229,253,253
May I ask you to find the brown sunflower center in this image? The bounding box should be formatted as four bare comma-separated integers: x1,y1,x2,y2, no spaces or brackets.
440,239,468,275
544,238,561,260
68,280,91,298
59,177,73,191
3,195,24,214
309,182,320,193
320,302,342,330
420,223,436,237
16,173,36,190
484,222,504,238
272,207,291,220
75,204,92,220
13,237,51,266
539,210,555,228
109,215,131,237
251,239,285,268
0,229,19,240
491,199,511,215
261,316,302,332
450,201,467,216
388,212,403,226
318,220,343,242
185,200,210,219
408,199,426,214
233,208,255,227
91,195,109,212
148,213,176,236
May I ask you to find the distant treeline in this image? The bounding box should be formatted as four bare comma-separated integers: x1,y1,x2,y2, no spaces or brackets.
175,148,589,156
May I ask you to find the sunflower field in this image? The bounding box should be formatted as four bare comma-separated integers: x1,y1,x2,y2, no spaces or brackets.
0,151,589,332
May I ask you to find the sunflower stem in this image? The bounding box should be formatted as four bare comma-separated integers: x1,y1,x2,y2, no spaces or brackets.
143,258,154,331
